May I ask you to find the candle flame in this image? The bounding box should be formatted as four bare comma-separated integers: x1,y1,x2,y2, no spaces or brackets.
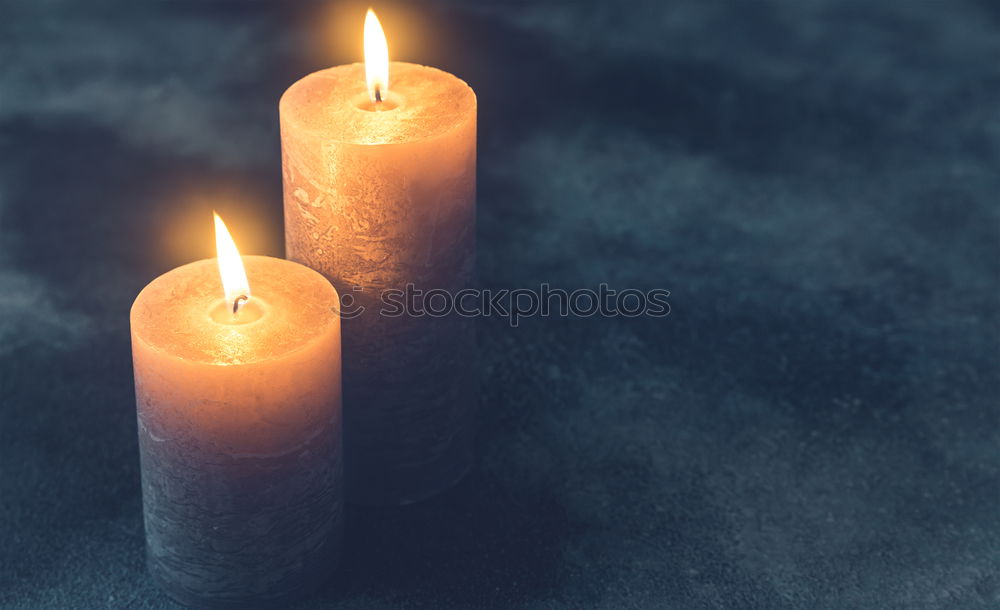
213,212,250,315
364,8,389,104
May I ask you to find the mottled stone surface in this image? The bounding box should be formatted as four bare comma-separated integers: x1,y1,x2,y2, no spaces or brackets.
1,0,999,608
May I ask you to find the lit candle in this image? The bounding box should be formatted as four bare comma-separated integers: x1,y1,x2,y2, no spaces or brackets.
131,214,342,607
280,10,476,505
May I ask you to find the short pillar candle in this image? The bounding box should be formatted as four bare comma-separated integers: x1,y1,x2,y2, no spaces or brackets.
131,246,343,607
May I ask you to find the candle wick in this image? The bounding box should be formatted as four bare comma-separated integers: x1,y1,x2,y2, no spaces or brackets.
374,87,382,107
233,295,249,315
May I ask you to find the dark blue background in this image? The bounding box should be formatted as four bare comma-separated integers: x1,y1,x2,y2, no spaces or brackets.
1,0,998,607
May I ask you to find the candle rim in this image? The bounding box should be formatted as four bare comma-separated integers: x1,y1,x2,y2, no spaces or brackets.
279,61,477,146
131,255,340,367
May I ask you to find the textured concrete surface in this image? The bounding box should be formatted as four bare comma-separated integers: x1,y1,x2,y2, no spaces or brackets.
1,0,998,608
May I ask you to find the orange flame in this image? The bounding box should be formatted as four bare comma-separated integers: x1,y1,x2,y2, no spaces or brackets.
364,8,389,103
213,212,250,314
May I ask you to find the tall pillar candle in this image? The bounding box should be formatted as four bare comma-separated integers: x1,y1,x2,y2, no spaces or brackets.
131,235,343,608
280,23,476,505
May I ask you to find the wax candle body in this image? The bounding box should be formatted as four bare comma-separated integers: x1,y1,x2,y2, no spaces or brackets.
131,256,342,608
280,61,476,505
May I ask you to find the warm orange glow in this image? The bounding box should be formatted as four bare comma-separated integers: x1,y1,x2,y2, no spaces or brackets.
213,212,251,314
364,8,389,103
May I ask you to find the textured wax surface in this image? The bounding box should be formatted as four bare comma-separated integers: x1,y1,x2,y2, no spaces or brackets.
282,57,477,504
2,0,1000,608
137,412,342,608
